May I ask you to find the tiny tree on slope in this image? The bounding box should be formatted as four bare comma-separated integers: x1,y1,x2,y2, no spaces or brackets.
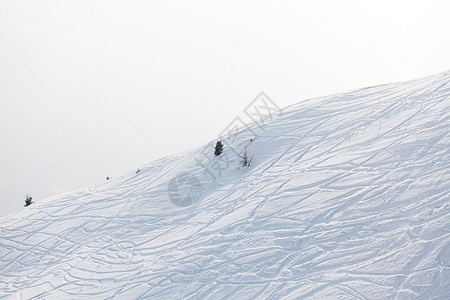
214,140,224,156
24,194,33,207
240,147,253,167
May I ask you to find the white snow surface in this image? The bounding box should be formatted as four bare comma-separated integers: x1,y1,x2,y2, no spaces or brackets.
1,72,449,299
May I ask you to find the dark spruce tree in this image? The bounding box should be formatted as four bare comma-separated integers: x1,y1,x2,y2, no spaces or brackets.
214,140,224,156
24,194,33,207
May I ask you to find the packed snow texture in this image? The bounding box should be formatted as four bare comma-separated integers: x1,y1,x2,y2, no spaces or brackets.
0,72,449,299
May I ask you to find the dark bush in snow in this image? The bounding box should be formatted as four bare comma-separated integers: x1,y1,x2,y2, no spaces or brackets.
24,194,33,207
214,140,224,156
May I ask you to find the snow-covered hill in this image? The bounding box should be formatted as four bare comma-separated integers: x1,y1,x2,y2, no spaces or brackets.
1,72,449,299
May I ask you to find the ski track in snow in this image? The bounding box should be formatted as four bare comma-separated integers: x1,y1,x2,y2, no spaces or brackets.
0,72,449,299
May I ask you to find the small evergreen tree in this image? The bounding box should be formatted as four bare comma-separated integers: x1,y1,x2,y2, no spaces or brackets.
214,140,224,156
24,194,33,207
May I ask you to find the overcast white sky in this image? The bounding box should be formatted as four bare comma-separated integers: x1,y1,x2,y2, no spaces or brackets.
0,0,449,217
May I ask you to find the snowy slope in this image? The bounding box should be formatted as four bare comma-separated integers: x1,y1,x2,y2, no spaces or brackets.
0,72,449,299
